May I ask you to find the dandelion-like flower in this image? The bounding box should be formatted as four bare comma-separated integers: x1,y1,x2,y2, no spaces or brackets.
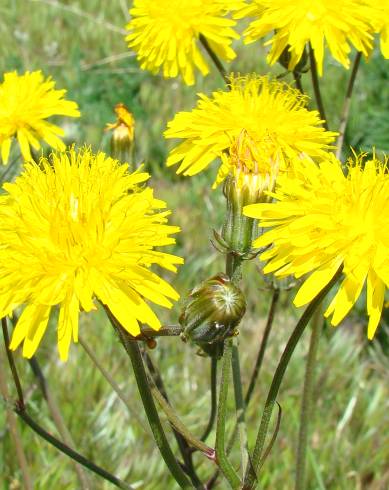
125,0,240,85
236,0,377,75
0,71,80,164
165,75,337,185
244,154,389,338
376,1,389,58
0,148,183,360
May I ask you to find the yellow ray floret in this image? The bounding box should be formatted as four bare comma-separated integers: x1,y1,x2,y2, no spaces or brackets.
236,0,378,75
125,0,240,85
165,74,337,185
374,0,389,58
0,147,183,361
244,153,389,339
0,71,80,164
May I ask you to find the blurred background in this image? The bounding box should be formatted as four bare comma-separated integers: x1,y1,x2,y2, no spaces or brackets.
1,1,389,489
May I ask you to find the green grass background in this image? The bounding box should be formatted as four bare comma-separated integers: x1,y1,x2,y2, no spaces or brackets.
1,1,389,489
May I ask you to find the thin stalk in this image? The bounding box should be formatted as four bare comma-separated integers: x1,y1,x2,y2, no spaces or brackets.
148,375,214,457
206,288,280,489
231,340,248,476
215,338,241,489
245,288,280,406
294,308,324,490
0,351,33,490
2,319,130,490
143,350,208,488
79,336,149,434
15,409,134,490
293,71,304,94
335,52,362,159
199,34,228,85
243,269,342,489
127,324,183,341
2,318,24,408
112,318,193,489
308,44,328,130
28,357,91,490
225,252,242,282
200,357,218,442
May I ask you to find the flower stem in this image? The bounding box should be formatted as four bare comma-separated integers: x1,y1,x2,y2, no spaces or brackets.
111,317,193,489
142,351,207,488
335,51,362,159
79,335,150,434
199,34,228,85
242,269,342,489
2,318,24,409
308,44,328,130
216,338,241,489
231,339,248,476
28,356,92,490
294,308,324,490
201,357,218,442
293,71,304,94
0,351,34,490
15,409,134,490
2,319,131,490
245,288,280,406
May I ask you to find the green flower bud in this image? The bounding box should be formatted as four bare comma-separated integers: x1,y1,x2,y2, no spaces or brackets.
180,273,246,356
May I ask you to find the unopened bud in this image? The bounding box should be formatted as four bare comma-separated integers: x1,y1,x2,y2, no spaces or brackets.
106,103,135,164
180,273,246,356
221,130,277,256
278,46,308,75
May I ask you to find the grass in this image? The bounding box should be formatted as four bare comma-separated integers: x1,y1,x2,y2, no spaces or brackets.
1,1,389,489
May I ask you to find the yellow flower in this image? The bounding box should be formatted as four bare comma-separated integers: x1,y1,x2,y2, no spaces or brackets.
236,0,377,75
165,75,337,185
125,0,240,85
244,154,389,339
376,1,389,58
0,71,80,164
0,148,183,361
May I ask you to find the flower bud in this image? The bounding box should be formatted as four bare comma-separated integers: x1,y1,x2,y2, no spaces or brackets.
278,45,308,74
106,103,135,164
221,130,277,256
180,273,246,356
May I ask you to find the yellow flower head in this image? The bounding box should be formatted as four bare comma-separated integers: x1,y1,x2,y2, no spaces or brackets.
244,154,389,339
0,71,80,164
125,0,240,85
236,0,377,75
376,1,389,58
165,74,337,185
0,148,183,361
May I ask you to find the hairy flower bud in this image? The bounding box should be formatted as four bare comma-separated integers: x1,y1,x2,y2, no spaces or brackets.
180,273,246,356
106,103,135,164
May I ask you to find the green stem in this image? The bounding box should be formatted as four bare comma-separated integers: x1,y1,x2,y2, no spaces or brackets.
243,269,342,489
2,318,24,408
231,340,248,476
79,336,149,434
28,357,91,490
142,351,203,488
225,252,242,282
335,52,362,159
216,338,241,489
112,319,193,489
15,409,134,490
293,71,304,93
308,44,328,130
294,308,324,490
201,357,218,442
245,288,280,406
0,351,34,490
199,34,228,85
